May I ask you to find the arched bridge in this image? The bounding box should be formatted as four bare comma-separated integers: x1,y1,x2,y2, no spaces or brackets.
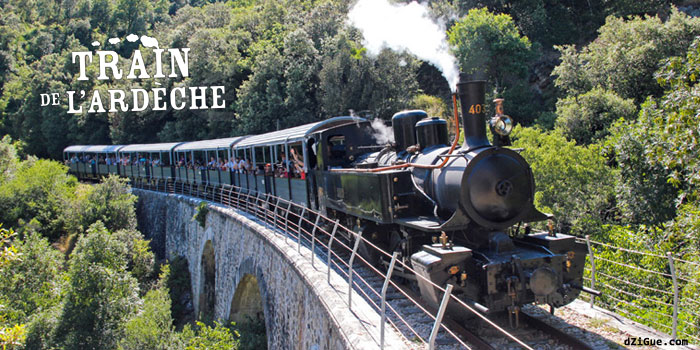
133,186,413,350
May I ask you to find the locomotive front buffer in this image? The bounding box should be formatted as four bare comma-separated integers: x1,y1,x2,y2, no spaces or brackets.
411,231,589,327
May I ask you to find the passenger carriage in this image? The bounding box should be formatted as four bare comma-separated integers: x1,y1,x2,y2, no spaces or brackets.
231,116,367,207
117,142,183,180
172,137,247,186
63,145,124,179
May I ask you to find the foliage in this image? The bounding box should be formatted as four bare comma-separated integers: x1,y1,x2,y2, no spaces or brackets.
0,324,26,350
234,316,267,350
55,221,139,350
511,126,615,234
23,306,61,350
553,9,700,103
73,175,137,234
411,94,449,119
448,7,538,124
0,136,18,184
0,226,24,350
193,201,209,228
0,230,63,325
119,287,179,350
180,321,239,350
0,159,76,240
555,88,637,145
644,37,700,193
113,229,155,291
449,8,535,86
452,0,673,48
317,32,419,121
606,117,678,226
165,256,194,328
0,226,20,273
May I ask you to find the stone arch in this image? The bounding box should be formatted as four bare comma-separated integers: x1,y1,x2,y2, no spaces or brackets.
229,257,272,348
198,239,216,322
229,273,264,323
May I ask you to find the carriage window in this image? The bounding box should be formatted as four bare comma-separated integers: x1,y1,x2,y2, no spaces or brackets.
328,135,346,159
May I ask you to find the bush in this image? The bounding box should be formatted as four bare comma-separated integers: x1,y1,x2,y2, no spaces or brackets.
120,288,179,350
607,118,678,225
54,222,139,350
180,321,239,350
511,126,615,234
74,175,137,234
114,229,156,291
553,8,700,103
0,159,76,240
555,88,637,145
0,230,63,325
0,135,18,183
193,202,209,229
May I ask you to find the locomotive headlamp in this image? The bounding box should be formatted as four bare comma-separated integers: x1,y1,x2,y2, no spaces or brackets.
490,115,513,136
490,98,513,137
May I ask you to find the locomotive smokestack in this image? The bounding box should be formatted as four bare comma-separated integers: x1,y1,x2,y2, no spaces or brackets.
457,73,489,149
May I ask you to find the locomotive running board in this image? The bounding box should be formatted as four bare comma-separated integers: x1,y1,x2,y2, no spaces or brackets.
395,208,471,232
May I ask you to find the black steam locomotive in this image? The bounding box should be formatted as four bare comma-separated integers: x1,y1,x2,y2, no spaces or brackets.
311,74,590,323
65,74,591,324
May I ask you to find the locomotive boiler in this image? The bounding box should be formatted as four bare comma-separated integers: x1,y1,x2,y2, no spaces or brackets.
313,73,592,324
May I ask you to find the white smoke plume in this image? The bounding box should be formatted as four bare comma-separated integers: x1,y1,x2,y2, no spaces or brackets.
371,118,395,144
348,0,460,92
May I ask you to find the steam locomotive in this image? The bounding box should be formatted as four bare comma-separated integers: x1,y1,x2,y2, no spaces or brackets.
65,73,592,324
312,74,591,323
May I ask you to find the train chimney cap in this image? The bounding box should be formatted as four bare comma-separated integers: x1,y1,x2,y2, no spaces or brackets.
457,72,487,85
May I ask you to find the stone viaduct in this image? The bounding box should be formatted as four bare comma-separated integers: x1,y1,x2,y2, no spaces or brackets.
133,189,409,350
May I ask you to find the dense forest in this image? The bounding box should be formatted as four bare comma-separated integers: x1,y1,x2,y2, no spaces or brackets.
2,0,700,348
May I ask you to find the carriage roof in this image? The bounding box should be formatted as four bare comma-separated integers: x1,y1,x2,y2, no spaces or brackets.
173,137,247,152
118,142,183,153
63,145,125,153
234,116,367,149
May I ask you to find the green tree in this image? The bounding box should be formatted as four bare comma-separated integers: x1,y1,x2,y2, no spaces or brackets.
607,117,678,226
120,287,179,350
553,8,700,104
114,229,155,291
511,126,615,234
317,32,419,121
74,175,138,234
645,37,700,192
180,321,239,350
609,36,700,233
55,222,139,350
448,7,535,88
0,230,63,325
0,135,19,183
555,88,637,145
448,7,538,124
0,159,76,240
